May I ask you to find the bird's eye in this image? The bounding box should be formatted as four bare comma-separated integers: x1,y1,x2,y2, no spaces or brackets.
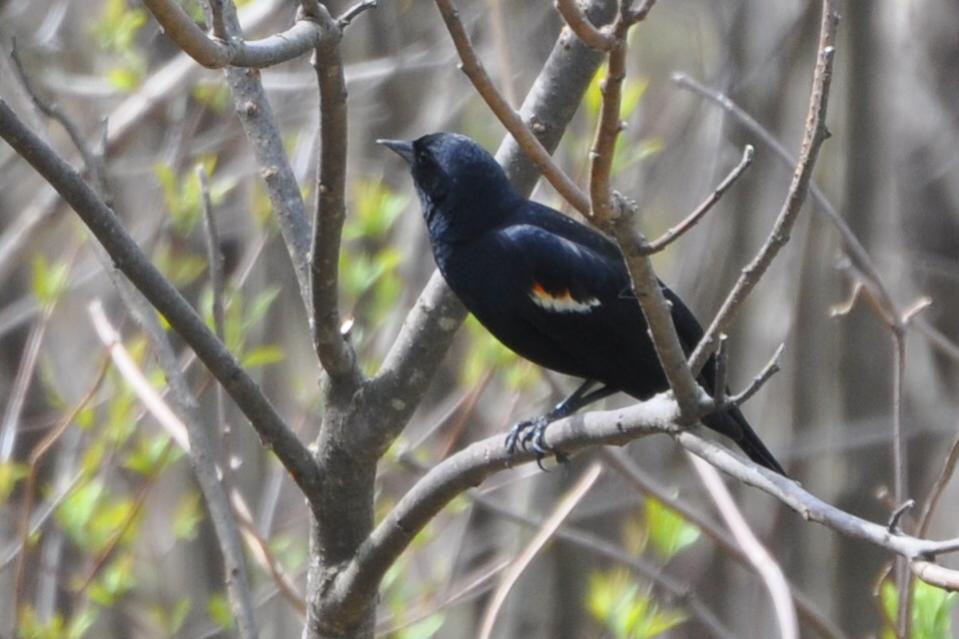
416,150,430,165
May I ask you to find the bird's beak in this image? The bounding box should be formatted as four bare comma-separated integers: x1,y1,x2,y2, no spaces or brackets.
377,138,415,165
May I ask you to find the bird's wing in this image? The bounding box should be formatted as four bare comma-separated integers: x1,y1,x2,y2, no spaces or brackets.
497,223,630,311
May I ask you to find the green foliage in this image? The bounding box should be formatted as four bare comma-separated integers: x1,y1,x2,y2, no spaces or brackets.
395,614,445,639
90,0,147,91
0,461,29,504
90,0,146,52
207,593,236,630
461,316,540,391
881,579,956,639
89,553,137,606
17,605,98,639
154,157,226,235
172,492,204,540
31,254,70,305
192,82,232,113
146,598,192,635
123,434,179,476
587,569,687,638
345,179,408,241
56,478,140,554
644,497,700,561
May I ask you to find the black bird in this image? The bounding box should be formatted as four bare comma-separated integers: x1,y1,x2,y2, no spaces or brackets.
380,132,785,475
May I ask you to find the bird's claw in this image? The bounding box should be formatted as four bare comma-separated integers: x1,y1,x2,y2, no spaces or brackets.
505,416,562,470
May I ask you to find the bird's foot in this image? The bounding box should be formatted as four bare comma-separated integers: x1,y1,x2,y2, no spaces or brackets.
505,416,562,470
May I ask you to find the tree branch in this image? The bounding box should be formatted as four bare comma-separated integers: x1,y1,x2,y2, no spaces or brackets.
0,97,324,504
642,145,754,254
142,0,341,68
687,1,839,376
309,25,360,381
432,0,592,214
334,393,959,613
555,0,615,51
689,454,797,639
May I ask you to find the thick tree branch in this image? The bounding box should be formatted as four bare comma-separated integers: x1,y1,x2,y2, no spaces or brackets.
688,2,839,376
432,0,592,214
142,0,340,68
309,28,360,380
0,97,323,504
334,394,959,612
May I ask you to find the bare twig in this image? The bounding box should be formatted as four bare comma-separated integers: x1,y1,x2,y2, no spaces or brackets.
727,343,785,408
336,0,378,30
689,454,798,639
587,11,628,224
13,358,109,630
555,0,616,50
916,421,959,539
600,448,846,639
198,165,232,473
643,145,754,254
687,2,839,377
310,31,360,380
891,327,910,636
141,0,341,68
432,0,592,214
477,464,602,639
0,97,323,502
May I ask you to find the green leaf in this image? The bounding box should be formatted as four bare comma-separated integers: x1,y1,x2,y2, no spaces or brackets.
66,605,99,639
396,614,445,639
241,344,286,369
89,553,136,605
882,579,956,639
588,569,687,639
31,254,70,305
173,492,204,540
123,434,178,476
645,497,700,561
207,593,235,630
0,461,29,504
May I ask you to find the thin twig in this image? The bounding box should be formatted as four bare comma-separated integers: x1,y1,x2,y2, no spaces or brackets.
336,0,378,30
689,454,798,639
643,145,754,254
198,165,232,474
13,358,109,630
600,448,846,639
432,0,591,214
687,2,839,377
727,343,785,408
892,328,910,637
713,334,728,405
587,10,628,224
477,463,602,639
555,0,615,50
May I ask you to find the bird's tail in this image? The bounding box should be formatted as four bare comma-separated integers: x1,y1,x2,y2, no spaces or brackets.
701,406,786,476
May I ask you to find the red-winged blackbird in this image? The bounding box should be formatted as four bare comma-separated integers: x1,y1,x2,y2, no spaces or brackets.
380,132,785,475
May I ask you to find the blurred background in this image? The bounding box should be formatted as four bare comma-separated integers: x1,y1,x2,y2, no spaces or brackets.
1,0,958,637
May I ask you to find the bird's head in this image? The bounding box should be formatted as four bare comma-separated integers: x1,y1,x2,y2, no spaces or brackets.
378,132,517,239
